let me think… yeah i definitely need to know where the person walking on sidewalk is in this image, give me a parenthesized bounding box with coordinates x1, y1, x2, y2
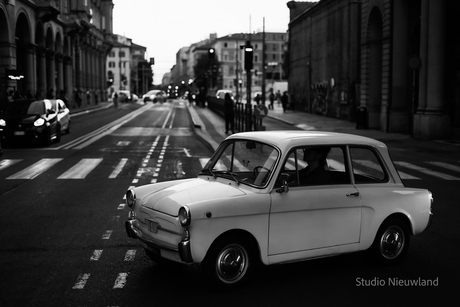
(269, 90, 275, 110)
(224, 92, 235, 134)
(281, 91, 289, 113)
(113, 92, 118, 108)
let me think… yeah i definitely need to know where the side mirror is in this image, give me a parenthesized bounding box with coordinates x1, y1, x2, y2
(276, 180, 290, 194)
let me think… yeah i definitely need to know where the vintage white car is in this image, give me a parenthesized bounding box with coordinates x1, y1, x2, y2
(125, 131, 433, 290)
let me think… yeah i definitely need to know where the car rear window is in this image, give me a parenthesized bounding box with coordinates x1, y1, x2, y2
(349, 147, 387, 183)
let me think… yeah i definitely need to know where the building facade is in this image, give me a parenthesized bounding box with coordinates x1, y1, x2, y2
(0, 0, 115, 110)
(287, 0, 459, 140)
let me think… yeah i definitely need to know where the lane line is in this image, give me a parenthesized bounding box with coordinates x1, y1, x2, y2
(72, 273, 90, 289)
(124, 250, 137, 261)
(109, 158, 128, 179)
(113, 273, 129, 289)
(90, 250, 103, 261)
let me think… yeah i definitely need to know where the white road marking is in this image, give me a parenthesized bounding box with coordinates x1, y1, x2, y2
(90, 250, 103, 261)
(124, 250, 137, 261)
(394, 161, 460, 180)
(113, 273, 129, 289)
(72, 273, 90, 289)
(7, 158, 63, 179)
(109, 158, 128, 179)
(426, 161, 460, 174)
(102, 230, 113, 239)
(0, 159, 22, 171)
(58, 158, 103, 179)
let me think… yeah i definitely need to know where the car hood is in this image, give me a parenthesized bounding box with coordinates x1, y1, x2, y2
(4, 114, 43, 125)
(139, 178, 246, 216)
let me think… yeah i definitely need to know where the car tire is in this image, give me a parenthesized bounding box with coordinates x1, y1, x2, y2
(371, 217, 410, 265)
(202, 236, 253, 291)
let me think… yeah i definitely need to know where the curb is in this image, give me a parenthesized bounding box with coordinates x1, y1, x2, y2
(185, 103, 219, 153)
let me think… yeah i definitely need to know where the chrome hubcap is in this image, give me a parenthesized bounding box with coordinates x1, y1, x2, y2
(216, 244, 248, 283)
(380, 226, 404, 259)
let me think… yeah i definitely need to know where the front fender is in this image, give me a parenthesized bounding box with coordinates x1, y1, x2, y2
(188, 193, 271, 263)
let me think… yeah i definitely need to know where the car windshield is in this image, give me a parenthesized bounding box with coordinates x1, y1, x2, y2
(200, 139, 279, 188)
(6, 100, 45, 115)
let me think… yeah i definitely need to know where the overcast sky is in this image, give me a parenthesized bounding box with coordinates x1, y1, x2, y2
(113, 0, 290, 85)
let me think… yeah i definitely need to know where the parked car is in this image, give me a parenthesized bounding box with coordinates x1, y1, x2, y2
(215, 89, 233, 100)
(143, 90, 166, 103)
(112, 90, 132, 103)
(125, 131, 433, 290)
(0, 99, 65, 146)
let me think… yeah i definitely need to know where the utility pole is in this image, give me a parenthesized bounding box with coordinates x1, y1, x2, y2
(262, 17, 266, 106)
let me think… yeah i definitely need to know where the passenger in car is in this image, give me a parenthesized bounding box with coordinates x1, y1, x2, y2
(299, 147, 331, 185)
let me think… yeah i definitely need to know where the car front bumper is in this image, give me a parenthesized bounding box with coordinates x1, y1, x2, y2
(125, 218, 193, 263)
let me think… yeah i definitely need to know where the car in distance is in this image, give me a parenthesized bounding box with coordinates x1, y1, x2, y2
(142, 90, 166, 103)
(50, 99, 71, 134)
(125, 131, 433, 290)
(0, 99, 64, 146)
(215, 89, 233, 100)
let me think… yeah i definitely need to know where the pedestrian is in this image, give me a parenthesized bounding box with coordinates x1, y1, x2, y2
(75, 90, 82, 108)
(254, 94, 261, 105)
(224, 92, 235, 134)
(276, 90, 281, 106)
(281, 91, 289, 113)
(113, 92, 118, 108)
(269, 90, 275, 110)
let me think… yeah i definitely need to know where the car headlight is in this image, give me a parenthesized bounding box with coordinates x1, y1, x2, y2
(178, 206, 191, 227)
(0, 119, 5, 127)
(126, 188, 136, 209)
(34, 118, 45, 127)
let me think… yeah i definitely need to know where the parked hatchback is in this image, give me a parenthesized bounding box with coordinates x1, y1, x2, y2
(0, 99, 66, 146)
(125, 131, 433, 290)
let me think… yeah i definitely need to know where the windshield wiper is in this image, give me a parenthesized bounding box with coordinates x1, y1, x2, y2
(199, 168, 216, 178)
(213, 170, 240, 185)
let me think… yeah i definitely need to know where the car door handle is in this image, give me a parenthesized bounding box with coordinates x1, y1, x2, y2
(346, 191, 360, 197)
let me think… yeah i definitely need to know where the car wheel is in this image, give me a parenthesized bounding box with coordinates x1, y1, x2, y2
(203, 236, 253, 290)
(371, 218, 410, 265)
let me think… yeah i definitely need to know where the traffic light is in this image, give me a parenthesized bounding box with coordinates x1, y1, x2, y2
(244, 41, 253, 70)
(208, 48, 215, 59)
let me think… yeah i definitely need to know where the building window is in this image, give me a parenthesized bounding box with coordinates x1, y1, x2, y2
(109, 62, 115, 68)
(224, 42, 228, 47)
(119, 51, 125, 58)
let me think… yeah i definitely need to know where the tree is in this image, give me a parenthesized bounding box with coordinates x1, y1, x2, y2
(193, 54, 220, 91)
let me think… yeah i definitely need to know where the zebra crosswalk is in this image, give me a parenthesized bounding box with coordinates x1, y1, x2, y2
(1, 157, 460, 181)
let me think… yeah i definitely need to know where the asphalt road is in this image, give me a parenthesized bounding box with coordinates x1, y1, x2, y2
(0, 99, 458, 306)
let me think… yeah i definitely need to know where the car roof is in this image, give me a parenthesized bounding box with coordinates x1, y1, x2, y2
(226, 130, 387, 149)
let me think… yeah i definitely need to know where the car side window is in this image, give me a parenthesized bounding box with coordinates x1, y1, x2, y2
(276, 146, 350, 187)
(350, 147, 387, 183)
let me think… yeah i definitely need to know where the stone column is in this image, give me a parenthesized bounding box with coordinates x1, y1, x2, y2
(24, 44, 36, 96)
(36, 47, 47, 98)
(46, 50, 56, 98)
(56, 53, 64, 94)
(389, 0, 409, 133)
(414, 0, 450, 139)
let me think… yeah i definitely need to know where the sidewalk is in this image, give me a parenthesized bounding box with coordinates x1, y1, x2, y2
(187, 99, 460, 154)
